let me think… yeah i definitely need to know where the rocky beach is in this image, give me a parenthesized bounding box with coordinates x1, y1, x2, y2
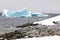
(0, 23, 60, 40)
(0, 13, 59, 40)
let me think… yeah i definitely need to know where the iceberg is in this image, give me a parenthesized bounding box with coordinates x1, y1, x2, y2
(32, 12, 49, 17)
(2, 9, 49, 18)
(2, 9, 32, 17)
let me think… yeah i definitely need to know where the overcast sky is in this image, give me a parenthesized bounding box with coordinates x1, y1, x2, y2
(0, 0, 60, 13)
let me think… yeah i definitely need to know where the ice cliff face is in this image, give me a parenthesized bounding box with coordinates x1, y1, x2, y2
(2, 9, 49, 18)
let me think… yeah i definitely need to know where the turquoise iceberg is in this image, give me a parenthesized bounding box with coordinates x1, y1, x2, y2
(2, 9, 49, 18)
(32, 12, 49, 17)
(3, 9, 32, 17)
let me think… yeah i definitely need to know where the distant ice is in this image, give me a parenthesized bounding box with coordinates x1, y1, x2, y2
(2, 9, 32, 17)
(2, 8, 49, 18)
(32, 12, 49, 17)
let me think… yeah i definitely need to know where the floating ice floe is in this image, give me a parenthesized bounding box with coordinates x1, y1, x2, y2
(16, 35, 60, 40)
(2, 8, 49, 18)
(33, 15, 60, 25)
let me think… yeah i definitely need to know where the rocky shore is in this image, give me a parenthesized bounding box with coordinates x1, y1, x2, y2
(0, 14, 59, 40)
(0, 23, 60, 40)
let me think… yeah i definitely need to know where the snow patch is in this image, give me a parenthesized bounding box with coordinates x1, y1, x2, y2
(33, 15, 60, 25)
(16, 35, 60, 40)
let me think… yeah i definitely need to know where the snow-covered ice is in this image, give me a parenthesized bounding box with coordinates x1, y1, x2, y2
(33, 15, 60, 25)
(16, 35, 60, 40)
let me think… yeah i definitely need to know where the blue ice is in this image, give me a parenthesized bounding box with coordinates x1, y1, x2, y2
(3, 9, 32, 17)
(2, 9, 49, 18)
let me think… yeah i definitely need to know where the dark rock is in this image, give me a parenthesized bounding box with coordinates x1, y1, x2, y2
(16, 22, 39, 28)
(1, 24, 60, 39)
